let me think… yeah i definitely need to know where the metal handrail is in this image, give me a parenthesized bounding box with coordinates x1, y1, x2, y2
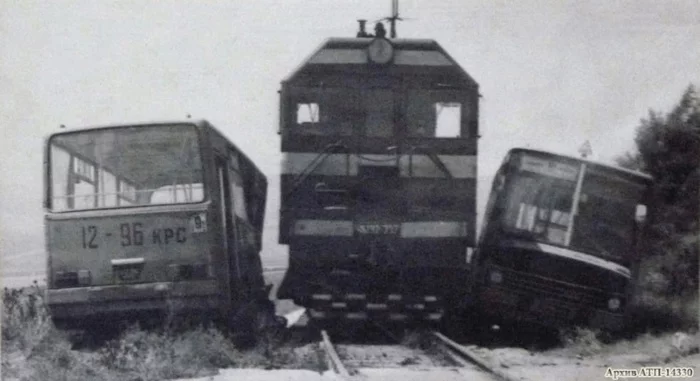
(284, 141, 348, 198)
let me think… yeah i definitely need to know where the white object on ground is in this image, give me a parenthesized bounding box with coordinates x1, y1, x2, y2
(284, 308, 307, 328)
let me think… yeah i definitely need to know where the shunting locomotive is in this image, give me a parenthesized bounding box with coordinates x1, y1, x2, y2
(44, 120, 274, 332)
(473, 148, 652, 331)
(276, 17, 480, 324)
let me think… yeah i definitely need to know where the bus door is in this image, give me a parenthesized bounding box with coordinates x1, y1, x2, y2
(218, 157, 244, 306)
(228, 152, 264, 300)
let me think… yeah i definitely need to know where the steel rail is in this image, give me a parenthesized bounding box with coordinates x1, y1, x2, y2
(432, 331, 519, 381)
(320, 330, 351, 379)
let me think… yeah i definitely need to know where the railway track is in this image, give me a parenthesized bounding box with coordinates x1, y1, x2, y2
(319, 327, 519, 381)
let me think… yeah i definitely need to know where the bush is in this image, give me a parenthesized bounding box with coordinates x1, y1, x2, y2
(630, 240, 699, 334)
(627, 290, 698, 334)
(1, 284, 324, 380)
(96, 325, 239, 380)
(617, 84, 699, 334)
(2, 283, 53, 355)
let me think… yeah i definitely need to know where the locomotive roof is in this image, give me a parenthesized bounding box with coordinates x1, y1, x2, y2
(508, 147, 653, 182)
(283, 37, 478, 88)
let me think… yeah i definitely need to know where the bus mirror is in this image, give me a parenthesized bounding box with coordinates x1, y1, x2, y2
(635, 204, 647, 224)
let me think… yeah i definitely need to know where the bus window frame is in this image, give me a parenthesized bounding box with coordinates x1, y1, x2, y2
(45, 123, 210, 213)
(499, 170, 577, 246)
(487, 151, 650, 262)
(228, 151, 249, 223)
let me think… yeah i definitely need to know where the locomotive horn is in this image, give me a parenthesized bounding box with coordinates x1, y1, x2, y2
(357, 19, 370, 37)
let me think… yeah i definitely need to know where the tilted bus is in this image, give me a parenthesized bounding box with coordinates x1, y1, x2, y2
(473, 148, 652, 331)
(44, 120, 274, 332)
(276, 22, 480, 324)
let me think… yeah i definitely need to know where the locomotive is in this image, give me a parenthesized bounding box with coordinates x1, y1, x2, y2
(276, 20, 480, 324)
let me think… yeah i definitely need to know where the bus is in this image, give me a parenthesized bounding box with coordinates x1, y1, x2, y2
(472, 148, 652, 331)
(276, 21, 480, 324)
(44, 120, 274, 333)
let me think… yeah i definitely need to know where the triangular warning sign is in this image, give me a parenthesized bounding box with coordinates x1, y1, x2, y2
(579, 140, 592, 158)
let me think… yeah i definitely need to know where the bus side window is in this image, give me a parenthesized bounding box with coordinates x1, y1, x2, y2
(229, 170, 248, 222)
(99, 170, 118, 207)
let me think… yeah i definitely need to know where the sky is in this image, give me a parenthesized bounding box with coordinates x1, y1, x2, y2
(1, 0, 699, 284)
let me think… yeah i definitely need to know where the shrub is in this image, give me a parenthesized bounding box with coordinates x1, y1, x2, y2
(2, 284, 325, 380)
(2, 283, 53, 355)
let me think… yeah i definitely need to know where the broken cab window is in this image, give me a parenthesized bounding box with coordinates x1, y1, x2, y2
(407, 89, 464, 138)
(296, 103, 319, 124)
(435, 102, 462, 138)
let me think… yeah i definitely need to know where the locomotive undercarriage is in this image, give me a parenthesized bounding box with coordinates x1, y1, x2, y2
(278, 238, 469, 324)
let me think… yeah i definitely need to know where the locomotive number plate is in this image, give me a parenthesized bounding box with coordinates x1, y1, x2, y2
(355, 223, 400, 235)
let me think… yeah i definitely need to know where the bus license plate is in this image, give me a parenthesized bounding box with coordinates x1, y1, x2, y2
(114, 265, 143, 282)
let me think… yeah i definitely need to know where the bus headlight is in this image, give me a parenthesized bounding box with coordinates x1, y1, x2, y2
(607, 297, 621, 311)
(54, 270, 91, 288)
(168, 263, 213, 281)
(489, 270, 503, 284)
(77, 269, 91, 286)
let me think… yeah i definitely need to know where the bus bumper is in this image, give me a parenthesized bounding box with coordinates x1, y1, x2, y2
(588, 310, 625, 331)
(46, 280, 220, 320)
(477, 287, 626, 331)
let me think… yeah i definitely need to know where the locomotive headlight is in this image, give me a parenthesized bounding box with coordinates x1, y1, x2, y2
(489, 270, 503, 284)
(367, 38, 394, 64)
(607, 297, 621, 311)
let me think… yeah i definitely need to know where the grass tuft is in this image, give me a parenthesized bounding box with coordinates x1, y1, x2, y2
(558, 327, 603, 356)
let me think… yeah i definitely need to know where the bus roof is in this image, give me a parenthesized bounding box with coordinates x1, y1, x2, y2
(283, 37, 478, 88)
(48, 119, 210, 137)
(508, 147, 653, 182)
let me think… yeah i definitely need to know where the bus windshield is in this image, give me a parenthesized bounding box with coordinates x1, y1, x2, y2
(500, 154, 647, 260)
(569, 167, 646, 259)
(49, 124, 204, 211)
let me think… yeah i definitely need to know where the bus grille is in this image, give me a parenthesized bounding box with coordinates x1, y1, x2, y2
(493, 266, 612, 311)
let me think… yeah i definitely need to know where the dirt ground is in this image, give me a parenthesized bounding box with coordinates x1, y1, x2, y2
(264, 269, 698, 381)
(493, 352, 700, 381)
(467, 331, 699, 381)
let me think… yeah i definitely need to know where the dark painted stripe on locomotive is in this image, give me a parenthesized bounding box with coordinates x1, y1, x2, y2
(281, 135, 478, 155)
(280, 174, 477, 211)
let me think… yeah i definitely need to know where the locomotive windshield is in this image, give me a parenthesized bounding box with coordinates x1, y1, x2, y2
(48, 124, 204, 211)
(500, 153, 647, 260)
(292, 87, 465, 138)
